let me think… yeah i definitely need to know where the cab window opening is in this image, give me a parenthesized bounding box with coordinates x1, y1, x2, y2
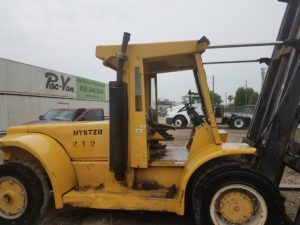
(135, 67, 142, 111)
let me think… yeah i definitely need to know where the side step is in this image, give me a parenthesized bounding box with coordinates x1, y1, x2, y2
(62, 188, 178, 213)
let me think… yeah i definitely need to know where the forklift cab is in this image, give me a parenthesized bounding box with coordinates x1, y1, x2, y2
(144, 61, 222, 156)
(97, 37, 226, 169)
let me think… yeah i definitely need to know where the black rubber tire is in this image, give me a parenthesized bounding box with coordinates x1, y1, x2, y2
(230, 116, 245, 129)
(173, 116, 188, 128)
(192, 160, 288, 225)
(0, 162, 45, 225)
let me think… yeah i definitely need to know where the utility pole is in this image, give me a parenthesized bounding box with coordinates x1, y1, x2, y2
(245, 80, 248, 105)
(261, 67, 266, 89)
(212, 76, 215, 106)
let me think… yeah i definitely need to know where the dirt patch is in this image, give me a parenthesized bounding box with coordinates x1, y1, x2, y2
(41, 208, 193, 225)
(282, 168, 300, 220)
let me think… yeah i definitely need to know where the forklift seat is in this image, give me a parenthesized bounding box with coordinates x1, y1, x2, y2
(147, 108, 175, 141)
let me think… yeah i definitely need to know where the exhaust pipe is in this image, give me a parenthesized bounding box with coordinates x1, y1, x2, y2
(109, 32, 130, 181)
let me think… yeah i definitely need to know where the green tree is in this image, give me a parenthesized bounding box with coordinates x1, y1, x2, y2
(234, 87, 259, 106)
(248, 92, 259, 105)
(157, 98, 170, 104)
(210, 91, 222, 106)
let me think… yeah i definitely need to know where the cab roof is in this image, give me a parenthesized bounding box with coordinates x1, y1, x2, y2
(96, 37, 209, 74)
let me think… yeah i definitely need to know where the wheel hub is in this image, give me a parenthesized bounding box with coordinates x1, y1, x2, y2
(174, 120, 182, 127)
(218, 190, 255, 224)
(3, 193, 12, 203)
(234, 119, 244, 128)
(0, 176, 27, 219)
(210, 184, 268, 225)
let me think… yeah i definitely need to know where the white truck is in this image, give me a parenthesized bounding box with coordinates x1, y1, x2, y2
(165, 103, 202, 128)
(166, 104, 251, 129)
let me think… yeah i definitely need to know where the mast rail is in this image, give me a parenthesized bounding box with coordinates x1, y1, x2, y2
(208, 41, 286, 49)
(203, 57, 271, 65)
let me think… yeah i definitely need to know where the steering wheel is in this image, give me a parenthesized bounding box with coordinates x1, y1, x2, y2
(185, 102, 205, 127)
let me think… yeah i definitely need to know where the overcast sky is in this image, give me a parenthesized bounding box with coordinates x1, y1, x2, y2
(0, 0, 287, 103)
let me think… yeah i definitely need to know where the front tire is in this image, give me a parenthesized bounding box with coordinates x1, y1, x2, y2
(192, 160, 287, 225)
(0, 162, 48, 225)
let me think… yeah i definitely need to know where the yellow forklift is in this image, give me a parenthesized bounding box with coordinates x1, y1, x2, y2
(0, 0, 299, 224)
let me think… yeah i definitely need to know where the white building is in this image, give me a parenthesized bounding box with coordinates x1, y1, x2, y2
(0, 58, 109, 132)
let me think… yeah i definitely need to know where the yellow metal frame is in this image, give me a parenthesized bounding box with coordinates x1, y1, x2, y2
(195, 53, 222, 144)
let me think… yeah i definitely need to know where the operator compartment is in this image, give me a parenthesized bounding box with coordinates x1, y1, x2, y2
(140, 44, 223, 168)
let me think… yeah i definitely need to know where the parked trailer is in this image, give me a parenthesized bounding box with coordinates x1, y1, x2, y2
(0, 58, 109, 132)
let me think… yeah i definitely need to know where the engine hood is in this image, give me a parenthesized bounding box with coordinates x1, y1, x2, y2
(4, 121, 110, 160)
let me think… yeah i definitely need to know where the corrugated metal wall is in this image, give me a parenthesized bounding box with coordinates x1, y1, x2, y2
(0, 59, 77, 98)
(0, 58, 108, 100)
(0, 58, 109, 132)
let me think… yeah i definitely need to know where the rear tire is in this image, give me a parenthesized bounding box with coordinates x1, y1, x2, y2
(0, 162, 48, 225)
(192, 160, 288, 225)
(173, 116, 188, 128)
(230, 117, 245, 129)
